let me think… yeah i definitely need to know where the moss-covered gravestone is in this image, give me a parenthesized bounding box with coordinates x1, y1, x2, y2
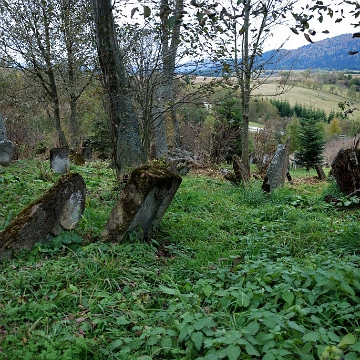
(102, 164, 182, 242)
(0, 173, 86, 260)
(331, 148, 360, 194)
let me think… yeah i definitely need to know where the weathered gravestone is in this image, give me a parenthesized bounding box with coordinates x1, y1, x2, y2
(102, 164, 182, 243)
(330, 147, 360, 194)
(0, 115, 15, 166)
(0, 173, 86, 260)
(262, 139, 291, 192)
(0, 140, 16, 166)
(50, 147, 70, 174)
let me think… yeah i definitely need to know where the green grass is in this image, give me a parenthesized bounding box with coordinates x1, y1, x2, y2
(1, 160, 360, 359)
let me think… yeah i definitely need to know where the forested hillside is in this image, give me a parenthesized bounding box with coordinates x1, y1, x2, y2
(276, 34, 360, 70)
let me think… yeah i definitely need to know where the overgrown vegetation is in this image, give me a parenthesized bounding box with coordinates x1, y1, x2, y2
(1, 160, 360, 359)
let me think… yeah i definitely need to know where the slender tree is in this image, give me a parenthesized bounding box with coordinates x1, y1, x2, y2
(91, 0, 145, 175)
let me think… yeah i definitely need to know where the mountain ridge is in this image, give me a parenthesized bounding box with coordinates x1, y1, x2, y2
(275, 33, 360, 70)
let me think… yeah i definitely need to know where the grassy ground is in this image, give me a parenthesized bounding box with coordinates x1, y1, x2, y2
(1, 160, 360, 359)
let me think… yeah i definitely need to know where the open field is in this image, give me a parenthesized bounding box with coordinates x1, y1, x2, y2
(252, 83, 358, 114)
(192, 75, 360, 115)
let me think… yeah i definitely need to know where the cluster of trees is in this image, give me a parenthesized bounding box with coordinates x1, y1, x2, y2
(0, 0, 359, 178)
(269, 99, 343, 123)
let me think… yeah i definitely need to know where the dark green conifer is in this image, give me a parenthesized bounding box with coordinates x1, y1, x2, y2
(295, 118, 326, 170)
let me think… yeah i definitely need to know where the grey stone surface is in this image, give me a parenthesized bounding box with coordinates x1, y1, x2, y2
(262, 139, 291, 192)
(0, 140, 15, 166)
(50, 147, 70, 174)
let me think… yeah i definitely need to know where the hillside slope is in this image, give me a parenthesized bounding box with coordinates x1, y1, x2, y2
(276, 33, 360, 70)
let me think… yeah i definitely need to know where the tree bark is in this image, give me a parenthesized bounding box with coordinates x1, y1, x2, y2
(92, 0, 145, 175)
(158, 0, 184, 154)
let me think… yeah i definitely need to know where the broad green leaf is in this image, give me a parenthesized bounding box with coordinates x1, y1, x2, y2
(179, 323, 193, 341)
(327, 332, 341, 342)
(262, 354, 276, 360)
(161, 336, 173, 349)
(194, 317, 215, 331)
(340, 283, 355, 296)
(152, 327, 166, 335)
(146, 336, 158, 346)
(202, 284, 213, 297)
(282, 291, 294, 306)
(109, 339, 123, 351)
(302, 331, 321, 342)
(116, 316, 130, 325)
(243, 321, 259, 336)
(226, 345, 241, 360)
(159, 285, 177, 295)
(136, 356, 152, 360)
(80, 322, 92, 331)
(245, 343, 260, 356)
(182, 313, 194, 323)
(339, 333, 356, 348)
(287, 320, 305, 333)
(263, 316, 277, 329)
(235, 291, 251, 307)
(191, 331, 203, 351)
(350, 342, 360, 352)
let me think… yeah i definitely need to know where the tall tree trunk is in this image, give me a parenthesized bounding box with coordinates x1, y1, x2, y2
(158, 0, 183, 153)
(50, 74, 68, 147)
(92, 0, 145, 174)
(239, 0, 251, 181)
(69, 95, 78, 149)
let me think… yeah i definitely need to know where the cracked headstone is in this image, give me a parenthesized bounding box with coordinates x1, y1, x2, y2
(50, 147, 70, 174)
(102, 164, 182, 243)
(0, 173, 86, 260)
(262, 139, 291, 192)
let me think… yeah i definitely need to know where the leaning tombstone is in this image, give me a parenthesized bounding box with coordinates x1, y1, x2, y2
(50, 147, 70, 174)
(262, 139, 291, 192)
(0, 173, 86, 260)
(330, 147, 360, 195)
(102, 164, 182, 243)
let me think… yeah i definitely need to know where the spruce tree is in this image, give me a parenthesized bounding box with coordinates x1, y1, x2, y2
(295, 118, 326, 171)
